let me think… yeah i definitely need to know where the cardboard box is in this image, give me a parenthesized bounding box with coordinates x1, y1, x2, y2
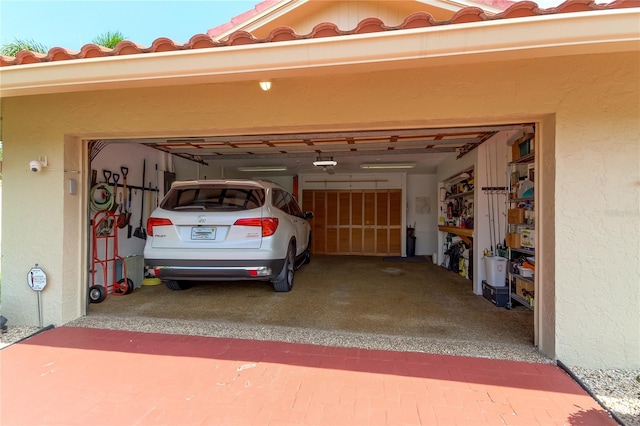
(521, 229, 535, 249)
(512, 143, 521, 161)
(508, 208, 526, 224)
(515, 278, 535, 299)
(506, 233, 521, 248)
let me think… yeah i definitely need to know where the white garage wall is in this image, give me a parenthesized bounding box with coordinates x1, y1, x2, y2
(172, 157, 295, 192)
(91, 143, 167, 258)
(172, 156, 201, 181)
(406, 174, 438, 256)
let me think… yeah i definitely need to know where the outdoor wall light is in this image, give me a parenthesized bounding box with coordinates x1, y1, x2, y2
(259, 81, 272, 91)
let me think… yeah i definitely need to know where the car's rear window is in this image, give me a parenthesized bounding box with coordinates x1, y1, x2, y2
(161, 185, 265, 211)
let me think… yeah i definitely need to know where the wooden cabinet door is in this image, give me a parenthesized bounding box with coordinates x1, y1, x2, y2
(302, 189, 401, 256)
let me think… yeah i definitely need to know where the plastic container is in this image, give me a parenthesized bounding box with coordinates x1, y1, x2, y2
(482, 281, 509, 307)
(518, 265, 534, 278)
(484, 256, 507, 287)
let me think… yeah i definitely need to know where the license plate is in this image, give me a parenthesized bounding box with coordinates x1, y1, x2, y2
(191, 226, 216, 240)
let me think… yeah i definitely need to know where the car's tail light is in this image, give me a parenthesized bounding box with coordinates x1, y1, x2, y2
(147, 218, 173, 236)
(234, 218, 279, 237)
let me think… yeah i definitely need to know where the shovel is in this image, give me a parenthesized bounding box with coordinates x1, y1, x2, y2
(127, 187, 133, 238)
(118, 166, 131, 229)
(133, 159, 147, 240)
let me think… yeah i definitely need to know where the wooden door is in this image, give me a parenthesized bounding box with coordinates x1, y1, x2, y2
(302, 189, 402, 256)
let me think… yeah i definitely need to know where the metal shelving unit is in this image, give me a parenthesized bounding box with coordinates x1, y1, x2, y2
(438, 167, 475, 278)
(507, 143, 535, 310)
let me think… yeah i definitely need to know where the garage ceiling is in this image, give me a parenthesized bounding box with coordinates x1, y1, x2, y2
(102, 124, 530, 175)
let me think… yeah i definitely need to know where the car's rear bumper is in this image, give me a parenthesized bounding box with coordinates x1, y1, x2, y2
(145, 258, 286, 281)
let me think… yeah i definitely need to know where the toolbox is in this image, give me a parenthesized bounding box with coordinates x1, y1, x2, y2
(482, 280, 509, 307)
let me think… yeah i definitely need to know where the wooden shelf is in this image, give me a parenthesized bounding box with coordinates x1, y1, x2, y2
(509, 272, 534, 283)
(443, 167, 474, 183)
(445, 190, 474, 200)
(438, 226, 474, 244)
(509, 247, 535, 255)
(510, 292, 534, 310)
(509, 152, 535, 165)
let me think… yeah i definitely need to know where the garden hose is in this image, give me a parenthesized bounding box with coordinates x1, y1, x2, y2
(90, 182, 115, 212)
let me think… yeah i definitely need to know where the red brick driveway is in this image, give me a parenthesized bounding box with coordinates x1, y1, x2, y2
(0, 327, 615, 425)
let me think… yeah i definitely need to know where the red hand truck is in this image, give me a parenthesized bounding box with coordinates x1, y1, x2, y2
(89, 210, 133, 303)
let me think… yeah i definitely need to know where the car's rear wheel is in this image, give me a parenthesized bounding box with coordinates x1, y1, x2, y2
(163, 280, 192, 291)
(272, 242, 295, 292)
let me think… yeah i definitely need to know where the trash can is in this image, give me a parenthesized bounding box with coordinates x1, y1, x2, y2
(484, 256, 507, 287)
(406, 226, 416, 257)
(406, 236, 416, 257)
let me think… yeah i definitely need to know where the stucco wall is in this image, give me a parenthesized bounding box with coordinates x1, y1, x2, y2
(1, 51, 638, 368)
(553, 60, 640, 368)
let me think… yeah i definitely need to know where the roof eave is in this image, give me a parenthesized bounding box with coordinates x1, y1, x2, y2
(210, 0, 302, 41)
(417, 0, 506, 14)
(1, 9, 638, 98)
(209, 0, 507, 41)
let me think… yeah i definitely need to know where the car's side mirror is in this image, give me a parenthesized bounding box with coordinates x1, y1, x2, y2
(304, 211, 314, 220)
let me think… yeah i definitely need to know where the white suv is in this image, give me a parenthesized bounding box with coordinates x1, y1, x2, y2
(144, 180, 313, 292)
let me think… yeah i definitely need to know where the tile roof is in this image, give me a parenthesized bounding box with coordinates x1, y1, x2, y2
(206, 0, 283, 38)
(1, 0, 637, 67)
(204, 0, 518, 38)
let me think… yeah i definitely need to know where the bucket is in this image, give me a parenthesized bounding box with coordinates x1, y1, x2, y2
(484, 256, 507, 287)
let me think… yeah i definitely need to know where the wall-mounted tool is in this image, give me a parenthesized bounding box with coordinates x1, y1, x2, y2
(118, 166, 131, 230)
(133, 159, 147, 240)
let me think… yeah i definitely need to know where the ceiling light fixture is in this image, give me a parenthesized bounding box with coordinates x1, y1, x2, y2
(259, 81, 272, 91)
(237, 165, 287, 172)
(313, 159, 337, 167)
(313, 155, 337, 167)
(360, 162, 416, 169)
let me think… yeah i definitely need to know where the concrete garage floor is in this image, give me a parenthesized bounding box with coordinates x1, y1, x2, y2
(76, 255, 544, 363)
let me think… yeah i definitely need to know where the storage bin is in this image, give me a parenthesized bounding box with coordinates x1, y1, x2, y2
(518, 265, 534, 278)
(482, 280, 509, 307)
(125, 255, 145, 289)
(484, 256, 507, 287)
